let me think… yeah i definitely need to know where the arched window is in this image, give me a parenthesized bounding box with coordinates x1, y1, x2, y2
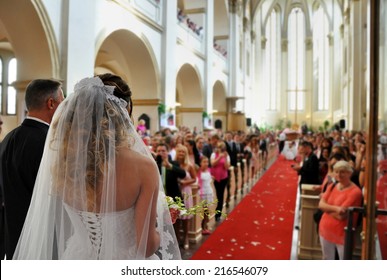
(313, 5, 330, 111)
(7, 58, 17, 115)
(0, 55, 17, 115)
(288, 7, 305, 112)
(265, 8, 280, 110)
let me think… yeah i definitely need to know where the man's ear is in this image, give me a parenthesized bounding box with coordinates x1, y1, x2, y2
(47, 98, 55, 109)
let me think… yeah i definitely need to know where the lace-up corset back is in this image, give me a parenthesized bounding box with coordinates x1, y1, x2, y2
(63, 205, 136, 259)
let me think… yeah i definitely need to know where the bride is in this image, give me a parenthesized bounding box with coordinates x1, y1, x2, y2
(13, 74, 181, 260)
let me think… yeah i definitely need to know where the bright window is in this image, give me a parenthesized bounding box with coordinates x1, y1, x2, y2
(313, 6, 330, 111)
(0, 55, 17, 115)
(288, 7, 305, 111)
(7, 58, 17, 115)
(265, 9, 280, 110)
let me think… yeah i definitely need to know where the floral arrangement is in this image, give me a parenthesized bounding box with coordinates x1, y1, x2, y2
(166, 196, 224, 224)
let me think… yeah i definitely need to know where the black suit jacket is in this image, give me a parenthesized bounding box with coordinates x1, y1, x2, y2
(298, 153, 321, 185)
(202, 144, 213, 161)
(0, 119, 49, 258)
(157, 157, 186, 199)
(225, 140, 238, 167)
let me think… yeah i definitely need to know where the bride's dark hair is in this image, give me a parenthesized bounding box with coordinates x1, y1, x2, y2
(97, 73, 133, 117)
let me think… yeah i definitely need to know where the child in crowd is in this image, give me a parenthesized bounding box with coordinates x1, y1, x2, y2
(136, 119, 147, 135)
(197, 156, 214, 235)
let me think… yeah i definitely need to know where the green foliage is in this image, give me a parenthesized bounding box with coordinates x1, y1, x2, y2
(275, 119, 285, 130)
(158, 103, 166, 115)
(166, 196, 225, 219)
(323, 120, 330, 131)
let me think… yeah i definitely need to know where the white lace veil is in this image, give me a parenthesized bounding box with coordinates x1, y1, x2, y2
(13, 77, 181, 260)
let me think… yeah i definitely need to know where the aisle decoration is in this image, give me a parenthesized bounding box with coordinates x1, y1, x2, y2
(166, 196, 223, 224)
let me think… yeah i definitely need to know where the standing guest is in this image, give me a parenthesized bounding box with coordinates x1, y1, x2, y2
(318, 161, 363, 260)
(184, 139, 201, 169)
(211, 142, 230, 222)
(278, 131, 286, 154)
(155, 143, 186, 200)
(319, 147, 331, 183)
(259, 133, 269, 170)
(136, 119, 147, 136)
(234, 133, 246, 188)
(224, 131, 237, 206)
(175, 144, 197, 250)
(203, 134, 220, 166)
(292, 141, 321, 192)
(0, 79, 64, 259)
(195, 135, 205, 156)
(197, 156, 214, 235)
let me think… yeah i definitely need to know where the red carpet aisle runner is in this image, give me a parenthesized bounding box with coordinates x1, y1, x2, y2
(191, 157, 298, 260)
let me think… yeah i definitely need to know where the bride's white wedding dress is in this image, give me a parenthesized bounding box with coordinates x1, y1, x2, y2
(62, 205, 159, 260)
(13, 77, 180, 260)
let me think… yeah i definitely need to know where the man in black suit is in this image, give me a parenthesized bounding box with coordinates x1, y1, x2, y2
(291, 141, 320, 191)
(234, 132, 245, 191)
(0, 79, 63, 259)
(225, 131, 237, 205)
(202, 134, 220, 166)
(155, 143, 186, 200)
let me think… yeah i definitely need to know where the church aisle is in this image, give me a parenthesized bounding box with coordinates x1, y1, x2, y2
(189, 157, 298, 260)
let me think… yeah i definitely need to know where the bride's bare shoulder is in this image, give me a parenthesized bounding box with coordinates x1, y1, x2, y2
(117, 148, 157, 170)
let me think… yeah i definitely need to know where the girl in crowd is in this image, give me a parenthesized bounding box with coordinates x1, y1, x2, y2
(197, 156, 214, 235)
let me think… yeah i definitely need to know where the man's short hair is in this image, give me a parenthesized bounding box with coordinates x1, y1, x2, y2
(301, 141, 313, 149)
(25, 79, 62, 111)
(157, 142, 170, 151)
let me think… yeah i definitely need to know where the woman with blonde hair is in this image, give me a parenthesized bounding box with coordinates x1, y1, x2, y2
(174, 143, 197, 249)
(318, 160, 362, 260)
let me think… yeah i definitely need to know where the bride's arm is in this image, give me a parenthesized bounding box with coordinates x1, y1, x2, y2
(135, 158, 160, 258)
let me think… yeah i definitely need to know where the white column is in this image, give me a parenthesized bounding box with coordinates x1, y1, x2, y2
(204, 0, 214, 122)
(305, 37, 313, 127)
(281, 39, 289, 126)
(348, 0, 365, 130)
(60, 0, 96, 95)
(228, 0, 241, 100)
(161, 0, 177, 114)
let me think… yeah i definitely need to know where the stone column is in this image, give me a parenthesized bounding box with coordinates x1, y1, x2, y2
(60, 0, 96, 95)
(204, 0, 214, 127)
(305, 36, 313, 127)
(161, 0, 178, 128)
(281, 39, 289, 125)
(228, 0, 241, 100)
(348, 0, 366, 130)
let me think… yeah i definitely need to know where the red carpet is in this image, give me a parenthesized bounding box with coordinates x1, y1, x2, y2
(191, 157, 298, 260)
